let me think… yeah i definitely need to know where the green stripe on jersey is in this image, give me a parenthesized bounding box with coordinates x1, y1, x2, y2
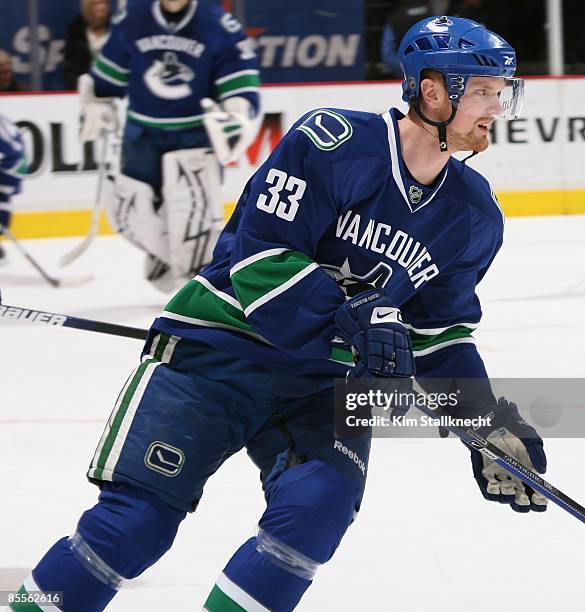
(9, 584, 45, 611)
(91, 334, 172, 480)
(410, 325, 474, 352)
(331, 345, 353, 363)
(94, 55, 129, 84)
(127, 111, 203, 130)
(204, 585, 247, 612)
(165, 278, 252, 334)
(215, 72, 260, 97)
(231, 250, 315, 312)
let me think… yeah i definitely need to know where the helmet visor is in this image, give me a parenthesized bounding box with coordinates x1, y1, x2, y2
(453, 76, 525, 120)
(497, 77, 524, 119)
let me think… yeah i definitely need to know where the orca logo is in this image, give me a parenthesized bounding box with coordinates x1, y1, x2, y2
(145, 441, 185, 477)
(144, 51, 194, 100)
(433, 16, 453, 27)
(296, 109, 353, 150)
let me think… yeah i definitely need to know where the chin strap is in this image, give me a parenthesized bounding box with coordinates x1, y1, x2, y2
(461, 150, 479, 164)
(411, 98, 458, 152)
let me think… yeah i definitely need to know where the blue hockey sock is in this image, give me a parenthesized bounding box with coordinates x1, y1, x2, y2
(23, 483, 186, 612)
(205, 460, 360, 612)
(30, 537, 117, 612)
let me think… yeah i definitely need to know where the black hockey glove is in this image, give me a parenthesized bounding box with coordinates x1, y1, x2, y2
(335, 290, 415, 380)
(469, 397, 548, 513)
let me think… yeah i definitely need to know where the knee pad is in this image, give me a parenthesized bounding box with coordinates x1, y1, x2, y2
(258, 460, 360, 575)
(74, 482, 186, 587)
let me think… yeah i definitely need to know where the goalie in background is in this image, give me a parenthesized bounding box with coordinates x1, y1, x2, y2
(79, 0, 261, 291)
(0, 114, 27, 265)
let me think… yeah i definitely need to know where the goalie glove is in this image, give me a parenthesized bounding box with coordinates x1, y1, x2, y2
(78, 74, 118, 143)
(470, 397, 548, 513)
(201, 96, 259, 166)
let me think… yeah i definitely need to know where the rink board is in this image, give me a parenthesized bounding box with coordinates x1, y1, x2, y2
(2, 77, 585, 238)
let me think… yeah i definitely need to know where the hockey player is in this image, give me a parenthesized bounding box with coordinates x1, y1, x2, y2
(79, 0, 261, 291)
(0, 114, 26, 264)
(14, 16, 547, 612)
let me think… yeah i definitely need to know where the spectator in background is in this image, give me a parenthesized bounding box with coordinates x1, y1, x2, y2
(63, 0, 112, 90)
(0, 50, 21, 92)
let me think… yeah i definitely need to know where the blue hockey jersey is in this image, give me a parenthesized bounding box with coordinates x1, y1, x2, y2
(0, 115, 26, 219)
(91, 1, 260, 130)
(153, 108, 504, 380)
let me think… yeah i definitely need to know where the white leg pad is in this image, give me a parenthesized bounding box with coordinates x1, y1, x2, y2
(102, 173, 170, 263)
(162, 148, 222, 281)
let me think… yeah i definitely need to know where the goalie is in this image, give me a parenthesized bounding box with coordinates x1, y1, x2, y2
(79, 0, 261, 291)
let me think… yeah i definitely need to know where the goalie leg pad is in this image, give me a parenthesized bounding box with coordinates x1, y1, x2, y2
(102, 173, 170, 264)
(208, 461, 359, 611)
(31, 482, 185, 611)
(162, 148, 222, 280)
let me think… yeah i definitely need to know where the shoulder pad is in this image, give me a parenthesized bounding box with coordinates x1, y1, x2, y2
(295, 109, 353, 152)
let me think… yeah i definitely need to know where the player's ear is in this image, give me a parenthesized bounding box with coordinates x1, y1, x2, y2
(419, 75, 445, 111)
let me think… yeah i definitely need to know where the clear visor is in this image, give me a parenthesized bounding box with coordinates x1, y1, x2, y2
(456, 76, 525, 120)
(497, 77, 524, 119)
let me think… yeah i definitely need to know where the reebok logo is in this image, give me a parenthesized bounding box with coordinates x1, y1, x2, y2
(370, 307, 402, 325)
(334, 441, 366, 474)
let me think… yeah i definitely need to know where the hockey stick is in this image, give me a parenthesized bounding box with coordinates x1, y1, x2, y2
(0, 226, 93, 288)
(60, 133, 109, 267)
(3, 292, 583, 524)
(410, 396, 585, 524)
(0, 293, 148, 340)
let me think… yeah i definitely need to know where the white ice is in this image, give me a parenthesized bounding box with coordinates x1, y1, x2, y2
(1, 216, 584, 611)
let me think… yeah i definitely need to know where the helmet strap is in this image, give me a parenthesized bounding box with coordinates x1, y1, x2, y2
(411, 99, 457, 152)
(461, 150, 479, 164)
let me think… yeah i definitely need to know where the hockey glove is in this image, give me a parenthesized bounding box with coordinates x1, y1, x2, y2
(78, 74, 118, 143)
(201, 96, 259, 165)
(470, 397, 548, 513)
(335, 290, 415, 380)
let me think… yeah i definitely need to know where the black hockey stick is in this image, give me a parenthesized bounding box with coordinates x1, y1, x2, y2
(1, 226, 93, 288)
(0, 293, 148, 340)
(411, 398, 585, 524)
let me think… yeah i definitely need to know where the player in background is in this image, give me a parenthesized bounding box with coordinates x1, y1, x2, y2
(0, 115, 27, 264)
(12, 16, 548, 612)
(79, 0, 261, 291)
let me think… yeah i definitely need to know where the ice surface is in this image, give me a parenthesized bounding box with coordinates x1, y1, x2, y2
(1, 216, 584, 610)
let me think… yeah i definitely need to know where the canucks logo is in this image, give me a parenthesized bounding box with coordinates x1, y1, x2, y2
(144, 51, 194, 100)
(322, 258, 393, 297)
(297, 109, 353, 151)
(144, 441, 185, 477)
(434, 16, 453, 27)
